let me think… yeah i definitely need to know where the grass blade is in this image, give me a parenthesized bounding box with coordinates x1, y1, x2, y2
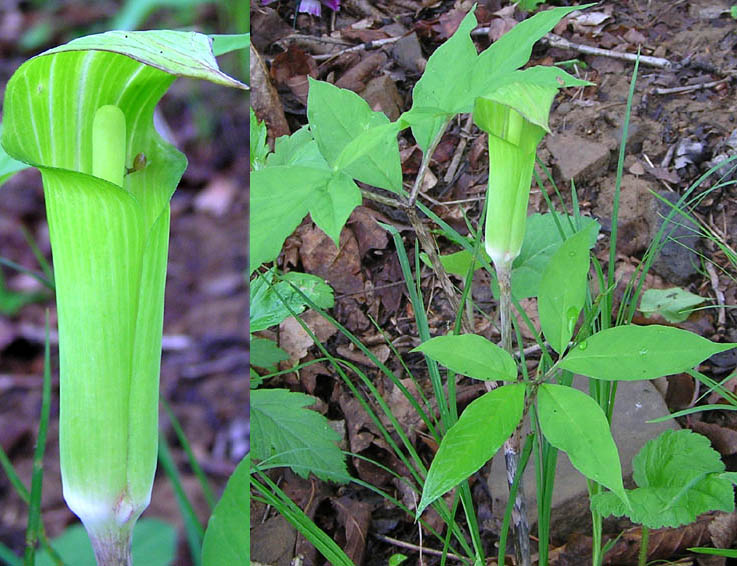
(23, 313, 52, 566)
(161, 398, 217, 510)
(158, 431, 204, 565)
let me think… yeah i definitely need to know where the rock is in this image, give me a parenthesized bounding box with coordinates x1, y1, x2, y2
(488, 377, 678, 540)
(546, 133, 611, 184)
(648, 190, 701, 285)
(594, 174, 657, 256)
(360, 74, 403, 121)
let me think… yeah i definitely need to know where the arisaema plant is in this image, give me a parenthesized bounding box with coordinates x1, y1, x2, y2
(1, 31, 245, 565)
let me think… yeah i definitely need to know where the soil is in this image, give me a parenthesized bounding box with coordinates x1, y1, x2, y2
(251, 0, 737, 565)
(0, 4, 248, 564)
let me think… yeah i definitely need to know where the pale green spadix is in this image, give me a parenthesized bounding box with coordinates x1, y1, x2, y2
(1, 31, 245, 565)
(474, 97, 545, 272)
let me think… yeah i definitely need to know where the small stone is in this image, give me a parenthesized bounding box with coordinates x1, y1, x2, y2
(391, 31, 425, 75)
(546, 133, 611, 184)
(593, 174, 656, 255)
(648, 190, 701, 284)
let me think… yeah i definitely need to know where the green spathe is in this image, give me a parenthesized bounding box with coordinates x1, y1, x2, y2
(1, 30, 244, 564)
(474, 98, 545, 271)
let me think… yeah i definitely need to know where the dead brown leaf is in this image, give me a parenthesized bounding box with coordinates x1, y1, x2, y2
(299, 225, 364, 295)
(333, 496, 372, 566)
(348, 206, 390, 257)
(279, 316, 314, 365)
(691, 421, 737, 456)
(709, 511, 737, 549)
(250, 44, 290, 140)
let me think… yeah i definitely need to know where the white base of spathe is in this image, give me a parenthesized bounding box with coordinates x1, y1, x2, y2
(64, 488, 150, 566)
(485, 243, 518, 273)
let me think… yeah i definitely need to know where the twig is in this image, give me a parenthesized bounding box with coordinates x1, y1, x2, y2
(312, 36, 404, 61)
(372, 533, 469, 562)
(705, 262, 727, 329)
(541, 33, 672, 68)
(444, 115, 475, 184)
(360, 187, 404, 209)
(408, 123, 447, 208)
(654, 77, 732, 95)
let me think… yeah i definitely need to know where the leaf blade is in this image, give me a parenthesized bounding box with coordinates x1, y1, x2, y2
(412, 334, 517, 381)
(559, 325, 737, 380)
(538, 384, 627, 503)
(418, 383, 525, 515)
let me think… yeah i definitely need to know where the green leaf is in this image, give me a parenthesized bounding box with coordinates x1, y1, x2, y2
(307, 78, 402, 192)
(639, 287, 706, 323)
(251, 389, 350, 483)
(427, 250, 476, 275)
(476, 67, 590, 132)
(42, 30, 246, 89)
(250, 337, 289, 372)
(210, 33, 251, 57)
(250, 108, 269, 170)
(591, 430, 737, 528)
(36, 519, 176, 566)
(538, 223, 595, 354)
(538, 384, 628, 503)
(309, 172, 362, 245)
(250, 270, 334, 333)
(409, 8, 478, 151)
(417, 383, 525, 515)
(412, 334, 517, 381)
(250, 165, 331, 270)
(267, 126, 326, 168)
(202, 455, 249, 566)
(429, 248, 490, 276)
(512, 213, 599, 299)
(633, 428, 723, 488)
(471, 5, 592, 95)
(251, 124, 363, 268)
(559, 325, 737, 380)
(334, 121, 403, 174)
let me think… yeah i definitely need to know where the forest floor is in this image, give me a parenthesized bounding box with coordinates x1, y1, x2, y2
(251, 0, 737, 565)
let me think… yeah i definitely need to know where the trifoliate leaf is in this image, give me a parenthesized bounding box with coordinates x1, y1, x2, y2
(251, 389, 350, 483)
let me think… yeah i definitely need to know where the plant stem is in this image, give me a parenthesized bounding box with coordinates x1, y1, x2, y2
(89, 526, 133, 566)
(492, 264, 531, 566)
(638, 526, 649, 566)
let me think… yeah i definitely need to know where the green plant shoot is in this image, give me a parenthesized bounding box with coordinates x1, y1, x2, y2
(1, 31, 245, 566)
